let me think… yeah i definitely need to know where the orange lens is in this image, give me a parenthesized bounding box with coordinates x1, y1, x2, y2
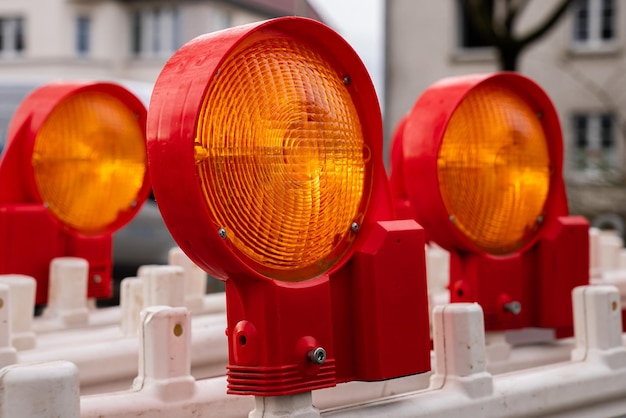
(437, 81, 550, 254)
(32, 91, 147, 234)
(196, 34, 369, 281)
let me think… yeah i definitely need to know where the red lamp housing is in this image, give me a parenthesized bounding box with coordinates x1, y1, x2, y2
(147, 17, 430, 396)
(0, 82, 151, 304)
(390, 72, 589, 332)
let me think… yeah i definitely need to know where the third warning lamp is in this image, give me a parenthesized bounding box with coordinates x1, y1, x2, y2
(390, 73, 589, 332)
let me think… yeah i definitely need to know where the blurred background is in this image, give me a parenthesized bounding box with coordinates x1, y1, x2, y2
(0, 0, 624, 280)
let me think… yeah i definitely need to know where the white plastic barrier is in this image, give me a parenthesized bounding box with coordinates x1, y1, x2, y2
(0, 361, 80, 418)
(80, 305, 431, 417)
(324, 286, 626, 418)
(590, 230, 626, 309)
(0, 275, 36, 350)
(21, 312, 228, 395)
(589, 227, 602, 279)
(30, 265, 224, 351)
(0, 284, 621, 417)
(0, 284, 17, 368)
(77, 285, 626, 417)
(0, 259, 224, 350)
(0, 249, 591, 398)
(31, 252, 225, 335)
(587, 227, 625, 278)
(598, 232, 623, 273)
(0, 265, 229, 395)
(42, 257, 90, 327)
(169, 247, 209, 313)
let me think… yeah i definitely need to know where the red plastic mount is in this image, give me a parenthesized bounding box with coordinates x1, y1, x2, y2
(225, 220, 431, 396)
(449, 216, 589, 331)
(0, 204, 112, 303)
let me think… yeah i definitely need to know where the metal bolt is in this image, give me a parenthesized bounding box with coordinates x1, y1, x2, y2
(131, 201, 137, 208)
(308, 347, 326, 365)
(343, 76, 351, 85)
(93, 275, 102, 284)
(537, 215, 544, 224)
(43, 202, 49, 209)
(504, 301, 522, 315)
(218, 228, 227, 239)
(449, 215, 455, 223)
(537, 111, 543, 119)
(350, 222, 359, 233)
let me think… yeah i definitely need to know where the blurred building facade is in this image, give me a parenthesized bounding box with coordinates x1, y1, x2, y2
(385, 0, 626, 235)
(0, 0, 320, 145)
(0, 0, 320, 83)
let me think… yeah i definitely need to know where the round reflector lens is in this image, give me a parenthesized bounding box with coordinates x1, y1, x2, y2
(196, 35, 369, 281)
(32, 91, 147, 234)
(437, 82, 550, 254)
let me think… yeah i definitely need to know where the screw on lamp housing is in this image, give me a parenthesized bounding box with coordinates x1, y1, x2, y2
(504, 301, 522, 315)
(308, 347, 327, 365)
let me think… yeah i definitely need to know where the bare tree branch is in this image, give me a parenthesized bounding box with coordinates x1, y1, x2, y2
(518, 0, 575, 45)
(463, 0, 576, 71)
(504, 0, 529, 33)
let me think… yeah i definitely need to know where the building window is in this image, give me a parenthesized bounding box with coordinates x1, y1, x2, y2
(131, 11, 141, 56)
(458, 0, 494, 49)
(131, 7, 180, 58)
(572, 113, 617, 172)
(0, 17, 25, 57)
(573, 0, 616, 45)
(76, 16, 90, 56)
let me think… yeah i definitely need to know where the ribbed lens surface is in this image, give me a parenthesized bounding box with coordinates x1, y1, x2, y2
(32, 92, 146, 234)
(437, 83, 550, 254)
(196, 35, 368, 281)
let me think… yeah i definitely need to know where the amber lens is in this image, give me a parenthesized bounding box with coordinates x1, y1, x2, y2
(437, 82, 550, 254)
(32, 91, 146, 234)
(196, 34, 369, 281)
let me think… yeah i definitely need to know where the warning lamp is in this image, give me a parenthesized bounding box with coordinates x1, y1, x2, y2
(0, 82, 150, 304)
(390, 72, 589, 332)
(147, 17, 430, 396)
